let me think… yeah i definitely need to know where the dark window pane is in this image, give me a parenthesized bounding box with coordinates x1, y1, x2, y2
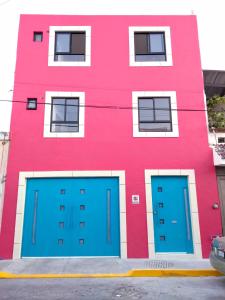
(154, 98, 170, 109)
(33, 32, 43, 42)
(154, 98, 171, 121)
(52, 99, 65, 121)
(135, 54, 166, 62)
(134, 33, 148, 54)
(56, 33, 70, 53)
(54, 54, 85, 62)
(139, 99, 154, 121)
(80, 222, 85, 228)
(155, 110, 171, 121)
(71, 32, 85, 54)
(149, 33, 165, 53)
(27, 98, 37, 110)
(58, 239, 63, 245)
(218, 137, 225, 143)
(51, 123, 79, 132)
(66, 99, 79, 122)
(59, 205, 65, 211)
(139, 122, 172, 132)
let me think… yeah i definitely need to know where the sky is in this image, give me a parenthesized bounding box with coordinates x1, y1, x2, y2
(0, 0, 225, 132)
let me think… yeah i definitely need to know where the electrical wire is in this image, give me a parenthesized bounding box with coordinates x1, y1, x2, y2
(0, 98, 221, 112)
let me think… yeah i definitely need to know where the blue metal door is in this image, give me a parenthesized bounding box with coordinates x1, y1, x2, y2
(151, 176, 193, 253)
(22, 177, 120, 257)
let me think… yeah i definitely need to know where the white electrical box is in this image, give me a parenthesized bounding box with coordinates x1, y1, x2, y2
(132, 195, 140, 204)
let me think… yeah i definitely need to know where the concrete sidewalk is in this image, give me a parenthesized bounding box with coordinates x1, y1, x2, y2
(0, 258, 223, 278)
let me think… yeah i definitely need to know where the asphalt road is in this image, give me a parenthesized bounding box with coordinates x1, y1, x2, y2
(0, 277, 225, 300)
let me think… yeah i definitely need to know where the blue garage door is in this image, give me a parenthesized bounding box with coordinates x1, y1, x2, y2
(151, 176, 193, 253)
(22, 177, 120, 257)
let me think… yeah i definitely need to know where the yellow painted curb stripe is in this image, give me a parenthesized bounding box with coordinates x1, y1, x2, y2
(0, 269, 223, 279)
(130, 269, 223, 277)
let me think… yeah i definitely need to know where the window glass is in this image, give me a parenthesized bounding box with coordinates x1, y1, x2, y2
(55, 54, 85, 62)
(71, 32, 85, 54)
(135, 54, 166, 62)
(134, 31, 166, 62)
(134, 33, 148, 54)
(66, 99, 79, 122)
(51, 123, 79, 132)
(139, 122, 171, 132)
(54, 32, 86, 62)
(27, 98, 37, 110)
(139, 98, 154, 121)
(51, 98, 79, 133)
(33, 32, 43, 42)
(56, 33, 70, 53)
(138, 97, 172, 132)
(52, 99, 65, 121)
(149, 33, 165, 53)
(155, 98, 171, 121)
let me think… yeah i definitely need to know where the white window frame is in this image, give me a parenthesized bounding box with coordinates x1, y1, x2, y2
(145, 169, 202, 259)
(48, 26, 91, 66)
(44, 91, 85, 138)
(132, 91, 179, 138)
(129, 26, 173, 67)
(13, 170, 127, 259)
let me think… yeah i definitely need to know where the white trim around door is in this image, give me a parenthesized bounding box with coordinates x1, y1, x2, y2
(145, 169, 202, 259)
(13, 170, 127, 259)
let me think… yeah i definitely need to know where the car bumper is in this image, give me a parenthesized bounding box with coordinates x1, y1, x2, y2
(210, 252, 225, 275)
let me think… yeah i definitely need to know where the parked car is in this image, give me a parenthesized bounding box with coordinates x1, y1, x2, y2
(210, 236, 225, 274)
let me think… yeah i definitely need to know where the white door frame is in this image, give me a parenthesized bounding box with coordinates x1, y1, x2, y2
(145, 169, 202, 259)
(13, 170, 127, 259)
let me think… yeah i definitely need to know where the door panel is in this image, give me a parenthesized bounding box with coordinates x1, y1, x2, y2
(22, 177, 120, 257)
(151, 176, 193, 253)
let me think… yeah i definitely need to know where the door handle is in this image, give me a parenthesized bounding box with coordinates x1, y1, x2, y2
(32, 190, 38, 244)
(183, 188, 191, 241)
(106, 189, 111, 243)
(153, 204, 159, 225)
(69, 206, 74, 229)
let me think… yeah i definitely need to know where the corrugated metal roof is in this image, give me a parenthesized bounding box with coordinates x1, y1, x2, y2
(203, 70, 225, 99)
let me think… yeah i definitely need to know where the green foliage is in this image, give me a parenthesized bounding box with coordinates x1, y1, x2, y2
(207, 95, 225, 129)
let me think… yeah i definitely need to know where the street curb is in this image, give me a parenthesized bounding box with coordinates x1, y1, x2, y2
(0, 269, 223, 279)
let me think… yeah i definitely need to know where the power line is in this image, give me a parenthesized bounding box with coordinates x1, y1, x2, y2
(0, 98, 217, 112)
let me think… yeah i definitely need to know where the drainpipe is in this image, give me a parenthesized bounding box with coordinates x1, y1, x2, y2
(0, 132, 9, 232)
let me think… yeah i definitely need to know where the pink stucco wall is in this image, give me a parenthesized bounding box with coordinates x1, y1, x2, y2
(0, 15, 222, 259)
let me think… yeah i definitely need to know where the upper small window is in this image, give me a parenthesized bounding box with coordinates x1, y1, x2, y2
(134, 32, 166, 62)
(48, 26, 91, 66)
(33, 32, 43, 42)
(27, 98, 37, 110)
(129, 26, 172, 66)
(54, 32, 85, 62)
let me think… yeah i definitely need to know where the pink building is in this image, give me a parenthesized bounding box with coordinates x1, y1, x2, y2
(0, 15, 222, 259)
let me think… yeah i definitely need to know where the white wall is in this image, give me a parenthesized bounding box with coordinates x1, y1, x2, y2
(0, 0, 225, 131)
